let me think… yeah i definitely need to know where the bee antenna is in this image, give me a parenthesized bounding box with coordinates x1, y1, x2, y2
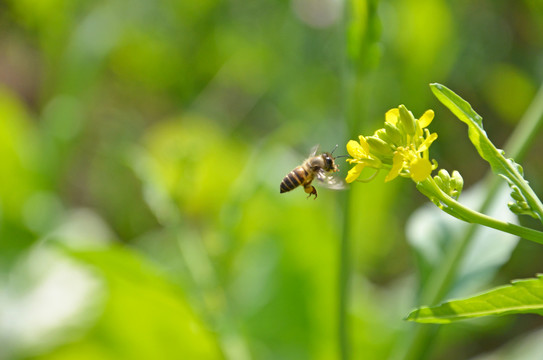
(330, 144, 339, 154)
(334, 155, 349, 159)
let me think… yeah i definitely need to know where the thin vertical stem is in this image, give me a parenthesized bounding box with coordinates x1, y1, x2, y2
(339, 0, 381, 358)
(339, 7, 352, 359)
(338, 192, 351, 360)
(503, 82, 543, 160)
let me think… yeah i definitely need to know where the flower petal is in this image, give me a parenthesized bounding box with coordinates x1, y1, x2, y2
(410, 157, 432, 182)
(385, 108, 400, 125)
(418, 110, 434, 128)
(417, 132, 438, 153)
(358, 135, 370, 154)
(346, 163, 365, 183)
(385, 152, 404, 182)
(347, 139, 368, 159)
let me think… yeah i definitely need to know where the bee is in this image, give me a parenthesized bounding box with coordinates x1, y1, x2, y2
(280, 145, 345, 199)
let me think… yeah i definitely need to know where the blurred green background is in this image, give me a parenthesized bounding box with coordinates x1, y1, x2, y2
(1, 0, 543, 359)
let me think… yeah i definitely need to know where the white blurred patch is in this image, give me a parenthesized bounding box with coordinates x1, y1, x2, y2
(291, 0, 343, 28)
(48, 208, 114, 248)
(0, 246, 105, 358)
(470, 326, 543, 360)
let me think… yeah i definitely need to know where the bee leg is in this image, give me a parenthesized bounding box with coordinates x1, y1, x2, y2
(304, 185, 317, 199)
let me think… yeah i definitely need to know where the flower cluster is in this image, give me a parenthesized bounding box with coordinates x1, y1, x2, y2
(346, 105, 438, 184)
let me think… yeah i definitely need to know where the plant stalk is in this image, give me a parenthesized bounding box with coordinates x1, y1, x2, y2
(422, 177, 543, 244)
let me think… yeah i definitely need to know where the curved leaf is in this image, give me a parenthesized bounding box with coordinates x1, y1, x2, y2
(406, 274, 543, 323)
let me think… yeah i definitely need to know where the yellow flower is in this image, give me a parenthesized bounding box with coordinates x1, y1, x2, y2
(384, 130, 437, 183)
(346, 106, 438, 184)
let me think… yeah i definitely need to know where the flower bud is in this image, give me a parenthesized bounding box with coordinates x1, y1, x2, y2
(399, 105, 416, 136)
(383, 122, 402, 145)
(508, 202, 538, 219)
(451, 170, 464, 198)
(366, 136, 394, 157)
(374, 128, 392, 143)
(509, 185, 525, 202)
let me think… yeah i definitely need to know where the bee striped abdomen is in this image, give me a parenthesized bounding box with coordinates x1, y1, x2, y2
(280, 166, 310, 193)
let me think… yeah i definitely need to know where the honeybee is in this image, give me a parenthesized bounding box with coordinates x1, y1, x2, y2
(280, 145, 345, 199)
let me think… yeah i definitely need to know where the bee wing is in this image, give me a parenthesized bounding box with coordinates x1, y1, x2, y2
(316, 169, 347, 190)
(309, 144, 320, 157)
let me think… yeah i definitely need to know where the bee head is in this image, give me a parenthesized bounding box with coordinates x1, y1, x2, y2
(322, 152, 335, 171)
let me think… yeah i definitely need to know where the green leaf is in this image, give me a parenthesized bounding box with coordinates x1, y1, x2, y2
(406, 274, 543, 324)
(430, 83, 543, 222)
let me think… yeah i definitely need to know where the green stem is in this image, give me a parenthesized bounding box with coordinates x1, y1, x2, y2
(340, 0, 381, 355)
(339, 3, 354, 358)
(422, 177, 543, 244)
(339, 58, 368, 360)
(503, 82, 543, 160)
(339, 193, 351, 360)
